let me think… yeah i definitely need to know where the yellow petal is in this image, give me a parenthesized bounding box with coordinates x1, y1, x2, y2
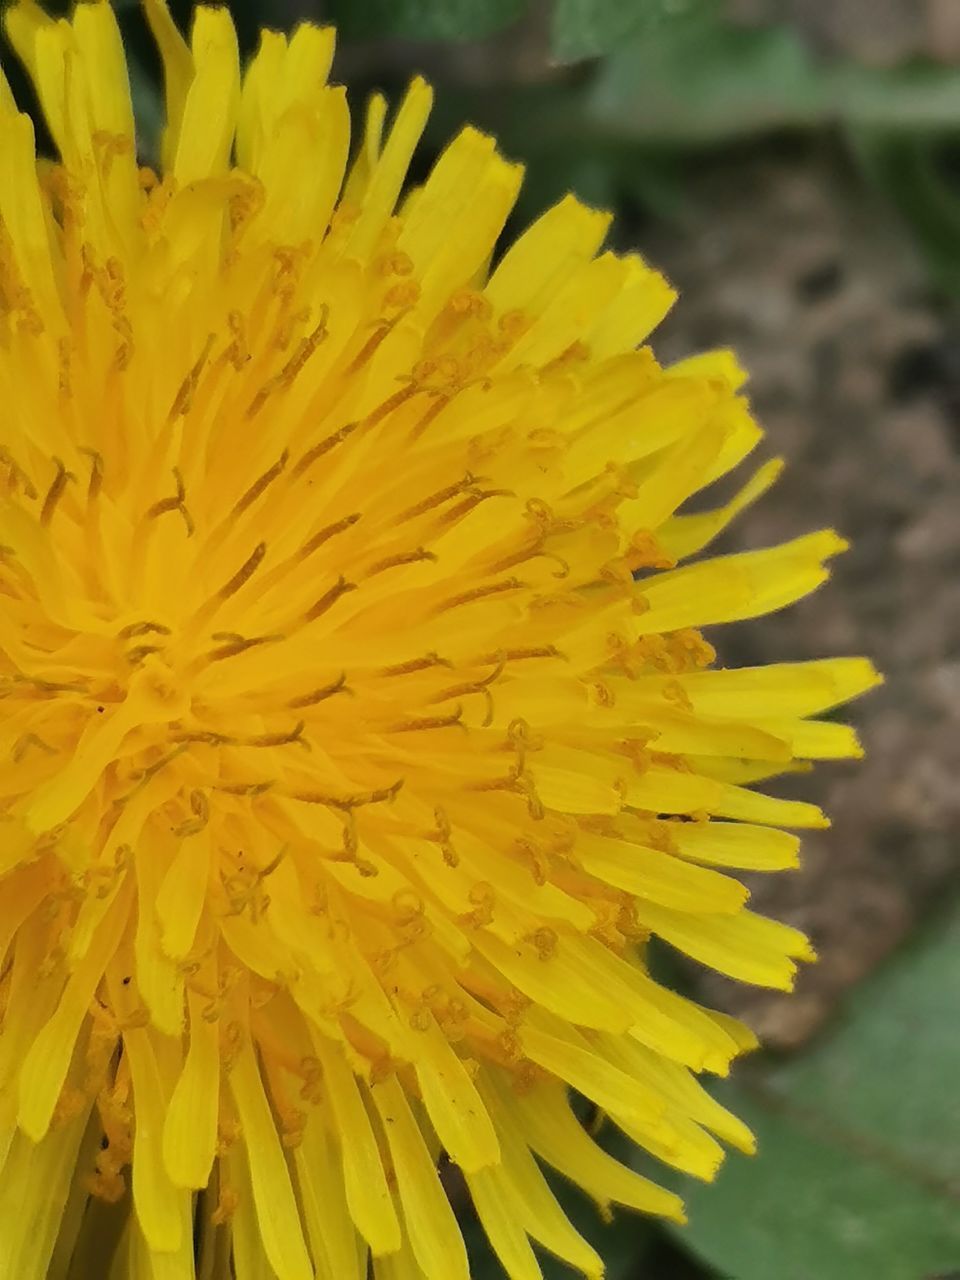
(638, 901, 815, 989)
(228, 1032, 314, 1280)
(674, 657, 882, 718)
(412, 1018, 500, 1173)
(576, 832, 748, 912)
(528, 744, 624, 815)
(658, 458, 784, 561)
(0, 1106, 92, 1280)
(372, 1076, 470, 1280)
(345, 77, 433, 260)
(294, 1108, 367, 1280)
(477, 1079, 603, 1278)
(312, 1034, 401, 1255)
(671, 820, 801, 870)
(18, 882, 129, 1141)
(144, 0, 193, 166)
(587, 253, 675, 357)
(109, 969, 183, 1253)
(173, 5, 240, 183)
(499, 1073, 685, 1222)
(163, 980, 220, 1189)
(466, 1162, 543, 1280)
(486, 193, 610, 317)
(155, 826, 211, 959)
(633, 531, 847, 634)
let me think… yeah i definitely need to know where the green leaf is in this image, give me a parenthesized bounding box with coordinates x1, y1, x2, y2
(587, 17, 960, 142)
(667, 903, 960, 1280)
(839, 64, 960, 131)
(328, 0, 527, 42)
(588, 21, 828, 142)
(550, 0, 718, 63)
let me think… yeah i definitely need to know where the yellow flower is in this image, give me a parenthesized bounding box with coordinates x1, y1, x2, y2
(0, 3, 878, 1277)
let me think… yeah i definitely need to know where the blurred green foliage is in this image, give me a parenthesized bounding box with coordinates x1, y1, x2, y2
(550, 0, 718, 63)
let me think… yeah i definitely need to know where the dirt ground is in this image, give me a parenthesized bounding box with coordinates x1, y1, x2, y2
(644, 144, 960, 1048)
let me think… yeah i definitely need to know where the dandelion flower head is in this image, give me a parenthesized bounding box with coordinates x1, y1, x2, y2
(0, 3, 879, 1278)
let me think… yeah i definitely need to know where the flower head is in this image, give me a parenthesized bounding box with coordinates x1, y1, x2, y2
(0, 3, 879, 1278)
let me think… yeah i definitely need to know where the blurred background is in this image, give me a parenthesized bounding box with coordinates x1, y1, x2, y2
(6, 1, 960, 1276)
